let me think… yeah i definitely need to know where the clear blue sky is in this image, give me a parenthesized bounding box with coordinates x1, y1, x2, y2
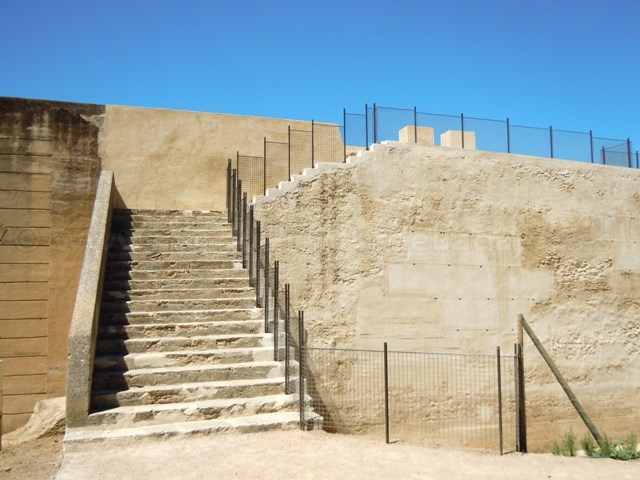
(1, 0, 638, 143)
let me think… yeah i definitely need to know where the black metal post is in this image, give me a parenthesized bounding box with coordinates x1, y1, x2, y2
(637, 151, 639, 169)
(273, 260, 280, 361)
(311, 120, 315, 169)
(413, 106, 417, 143)
(627, 139, 632, 168)
(461, 113, 465, 149)
(343, 108, 347, 162)
(549, 126, 554, 158)
(226, 159, 232, 223)
(242, 192, 247, 268)
(264, 238, 270, 333)
(497, 346, 504, 456)
(231, 169, 237, 234)
(373, 103, 378, 144)
(515, 342, 527, 452)
(365, 104, 369, 150)
(285, 283, 290, 394)
(589, 131, 594, 163)
(255, 221, 261, 307)
(602, 146, 606, 165)
(298, 310, 305, 430)
(288, 125, 292, 180)
(248, 206, 254, 287)
(236, 179, 242, 251)
(506, 118, 511, 153)
(384, 342, 390, 444)
(263, 137, 267, 196)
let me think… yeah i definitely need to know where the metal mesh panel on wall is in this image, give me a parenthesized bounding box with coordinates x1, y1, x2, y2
(289, 128, 312, 179)
(264, 140, 289, 192)
(236, 154, 264, 200)
(313, 122, 345, 164)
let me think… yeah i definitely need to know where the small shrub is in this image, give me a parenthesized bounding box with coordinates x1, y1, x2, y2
(581, 434, 597, 457)
(551, 429, 577, 456)
(582, 432, 639, 460)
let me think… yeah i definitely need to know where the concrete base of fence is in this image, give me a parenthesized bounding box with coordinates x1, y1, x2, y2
(441, 129, 476, 149)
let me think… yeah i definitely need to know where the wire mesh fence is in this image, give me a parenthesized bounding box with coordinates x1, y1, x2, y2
(302, 345, 517, 453)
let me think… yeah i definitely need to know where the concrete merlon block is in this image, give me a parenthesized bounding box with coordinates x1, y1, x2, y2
(399, 126, 435, 146)
(440, 130, 476, 149)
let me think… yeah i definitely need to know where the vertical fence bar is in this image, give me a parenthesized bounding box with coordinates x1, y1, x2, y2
(602, 146, 606, 165)
(285, 283, 290, 394)
(413, 106, 417, 143)
(264, 238, 270, 332)
(273, 260, 280, 361)
(461, 113, 465, 149)
(589, 131, 594, 163)
(226, 159, 232, 223)
(230, 169, 237, 234)
(373, 103, 378, 144)
(287, 125, 292, 180)
(627, 139, 632, 168)
(637, 151, 639, 169)
(516, 341, 527, 452)
(365, 104, 369, 149)
(298, 310, 305, 430)
(241, 193, 247, 268)
(248, 206, 254, 287)
(236, 179, 242, 251)
(263, 137, 267, 195)
(549, 126, 554, 158)
(506, 118, 511, 153)
(255, 221, 261, 307)
(343, 109, 347, 162)
(497, 346, 504, 455)
(384, 342, 390, 444)
(311, 120, 315, 169)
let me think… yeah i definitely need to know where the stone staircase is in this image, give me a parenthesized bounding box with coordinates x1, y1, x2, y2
(65, 208, 304, 442)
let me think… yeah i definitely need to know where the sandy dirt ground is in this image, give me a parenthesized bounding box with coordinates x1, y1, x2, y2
(2, 429, 639, 480)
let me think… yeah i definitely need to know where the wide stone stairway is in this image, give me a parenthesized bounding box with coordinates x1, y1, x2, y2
(65, 209, 301, 442)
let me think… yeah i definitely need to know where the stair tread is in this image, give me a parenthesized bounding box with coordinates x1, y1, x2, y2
(94, 360, 280, 376)
(95, 345, 272, 360)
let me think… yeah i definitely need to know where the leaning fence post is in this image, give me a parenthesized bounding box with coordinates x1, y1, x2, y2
(384, 342, 390, 444)
(497, 346, 504, 456)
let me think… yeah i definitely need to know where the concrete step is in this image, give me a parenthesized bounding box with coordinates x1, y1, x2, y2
(91, 377, 296, 409)
(96, 333, 270, 355)
(106, 251, 242, 262)
(86, 394, 299, 427)
(111, 217, 231, 229)
(103, 268, 249, 281)
(100, 296, 256, 313)
(105, 259, 242, 271)
(113, 208, 227, 219)
(109, 228, 234, 239)
(102, 277, 249, 291)
(64, 411, 310, 443)
(100, 308, 261, 325)
(108, 242, 238, 253)
(102, 287, 254, 301)
(97, 319, 265, 340)
(91, 361, 284, 390)
(94, 346, 275, 371)
(108, 235, 237, 247)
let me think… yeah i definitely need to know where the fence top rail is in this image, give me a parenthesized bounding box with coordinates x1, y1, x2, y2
(265, 140, 289, 145)
(305, 346, 516, 359)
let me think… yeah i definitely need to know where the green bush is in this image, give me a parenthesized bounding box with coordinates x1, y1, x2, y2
(551, 429, 577, 457)
(577, 432, 639, 460)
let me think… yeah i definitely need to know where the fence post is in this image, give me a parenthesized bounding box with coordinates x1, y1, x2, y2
(373, 103, 378, 145)
(589, 131, 594, 163)
(236, 179, 243, 251)
(516, 314, 528, 453)
(273, 260, 280, 361)
(461, 113, 465, 149)
(549, 126, 554, 159)
(311, 120, 315, 169)
(384, 342, 390, 444)
(627, 138, 632, 168)
(298, 310, 305, 430)
(285, 284, 290, 394)
(288, 125, 292, 180)
(637, 150, 639, 169)
(226, 159, 232, 223)
(343, 109, 347, 162)
(365, 104, 369, 150)
(263, 137, 267, 195)
(602, 146, 606, 165)
(248, 206, 254, 287)
(497, 346, 504, 456)
(264, 238, 270, 333)
(413, 106, 417, 143)
(231, 169, 237, 234)
(255, 221, 261, 307)
(242, 193, 247, 268)
(506, 118, 511, 153)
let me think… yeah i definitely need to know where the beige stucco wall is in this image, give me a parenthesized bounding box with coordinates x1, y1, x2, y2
(99, 106, 341, 211)
(253, 142, 640, 451)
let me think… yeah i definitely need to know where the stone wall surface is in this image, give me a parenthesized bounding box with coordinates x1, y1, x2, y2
(254, 142, 640, 451)
(99, 106, 337, 211)
(0, 97, 103, 432)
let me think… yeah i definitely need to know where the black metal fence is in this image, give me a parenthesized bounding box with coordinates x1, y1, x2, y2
(344, 104, 638, 168)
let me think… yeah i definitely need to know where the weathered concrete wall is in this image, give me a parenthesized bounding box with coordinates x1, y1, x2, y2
(254, 142, 640, 451)
(0, 97, 103, 432)
(100, 106, 339, 211)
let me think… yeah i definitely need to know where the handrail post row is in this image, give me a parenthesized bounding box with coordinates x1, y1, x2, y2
(298, 310, 305, 430)
(284, 283, 290, 394)
(273, 260, 280, 361)
(226, 159, 232, 223)
(248, 205, 254, 287)
(264, 238, 270, 333)
(384, 342, 390, 444)
(497, 346, 504, 455)
(255, 221, 261, 307)
(241, 192, 247, 268)
(236, 179, 242, 251)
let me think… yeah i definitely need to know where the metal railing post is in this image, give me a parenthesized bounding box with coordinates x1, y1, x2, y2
(589, 131, 594, 163)
(343, 109, 347, 162)
(549, 126, 554, 158)
(373, 103, 378, 144)
(230, 169, 237, 233)
(384, 342, 390, 444)
(263, 137, 267, 195)
(365, 104, 369, 150)
(602, 146, 606, 165)
(288, 125, 292, 180)
(226, 159, 232, 223)
(264, 238, 270, 332)
(311, 120, 315, 169)
(255, 221, 261, 307)
(461, 113, 465, 149)
(273, 260, 280, 361)
(627, 138, 632, 168)
(298, 310, 305, 430)
(236, 179, 242, 251)
(506, 118, 511, 153)
(285, 283, 290, 394)
(241, 193, 247, 268)
(248, 206, 254, 287)
(413, 106, 417, 143)
(497, 346, 504, 456)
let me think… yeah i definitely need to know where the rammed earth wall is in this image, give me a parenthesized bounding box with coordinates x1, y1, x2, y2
(253, 141, 640, 451)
